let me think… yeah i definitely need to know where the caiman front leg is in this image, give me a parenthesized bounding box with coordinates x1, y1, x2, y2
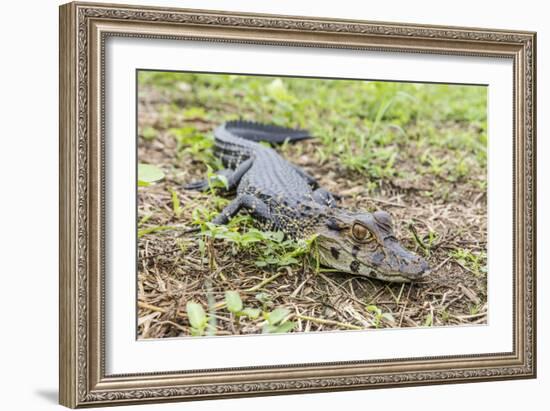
(212, 194, 279, 228)
(184, 158, 253, 192)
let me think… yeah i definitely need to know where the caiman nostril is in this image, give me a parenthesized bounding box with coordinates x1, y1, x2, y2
(418, 260, 430, 276)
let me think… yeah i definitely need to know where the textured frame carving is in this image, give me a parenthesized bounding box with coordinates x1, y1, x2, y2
(59, 1, 536, 408)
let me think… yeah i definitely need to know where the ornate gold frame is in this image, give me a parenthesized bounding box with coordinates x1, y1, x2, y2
(59, 1, 536, 408)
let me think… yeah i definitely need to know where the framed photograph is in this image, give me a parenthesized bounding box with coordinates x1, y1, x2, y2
(59, 1, 537, 408)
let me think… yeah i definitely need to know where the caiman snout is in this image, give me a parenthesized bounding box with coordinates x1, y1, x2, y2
(384, 239, 430, 280)
(405, 256, 431, 280)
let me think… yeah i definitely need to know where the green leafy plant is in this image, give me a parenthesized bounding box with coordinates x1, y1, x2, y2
(183, 106, 208, 120)
(205, 165, 229, 192)
(225, 291, 261, 320)
(449, 248, 487, 277)
(138, 163, 165, 186)
(140, 126, 158, 141)
(186, 301, 208, 336)
(366, 305, 395, 328)
(262, 308, 296, 334)
(191, 205, 221, 229)
(425, 230, 438, 249)
(420, 151, 446, 176)
(408, 223, 438, 257)
(223, 291, 295, 334)
(169, 126, 219, 167)
(199, 221, 313, 269)
(253, 231, 306, 268)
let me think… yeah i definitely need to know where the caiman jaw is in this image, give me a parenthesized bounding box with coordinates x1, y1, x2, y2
(315, 209, 430, 283)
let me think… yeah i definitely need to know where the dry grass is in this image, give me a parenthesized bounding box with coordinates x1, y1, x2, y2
(136, 75, 487, 339)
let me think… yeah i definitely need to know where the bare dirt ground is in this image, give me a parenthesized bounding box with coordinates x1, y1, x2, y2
(137, 77, 487, 338)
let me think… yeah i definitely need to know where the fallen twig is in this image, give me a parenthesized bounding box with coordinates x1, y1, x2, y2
(244, 270, 287, 292)
(138, 301, 185, 318)
(295, 314, 362, 330)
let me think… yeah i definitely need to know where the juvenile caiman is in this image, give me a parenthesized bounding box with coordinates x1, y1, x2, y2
(186, 121, 430, 283)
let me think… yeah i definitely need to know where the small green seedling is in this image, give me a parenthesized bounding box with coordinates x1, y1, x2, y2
(225, 291, 261, 320)
(225, 290, 243, 313)
(449, 248, 487, 277)
(191, 205, 219, 230)
(140, 126, 157, 141)
(424, 312, 434, 327)
(169, 188, 183, 218)
(186, 301, 208, 336)
(366, 305, 395, 328)
(425, 230, 438, 250)
(262, 308, 296, 334)
(408, 223, 437, 257)
(138, 163, 165, 187)
(170, 126, 219, 167)
(183, 107, 208, 120)
(206, 165, 229, 192)
(469, 304, 481, 316)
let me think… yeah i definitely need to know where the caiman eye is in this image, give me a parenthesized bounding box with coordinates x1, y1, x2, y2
(351, 223, 371, 242)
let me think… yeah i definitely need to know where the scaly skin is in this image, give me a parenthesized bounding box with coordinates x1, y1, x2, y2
(186, 121, 430, 283)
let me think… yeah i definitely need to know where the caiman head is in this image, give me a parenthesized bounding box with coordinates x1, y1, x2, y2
(316, 209, 430, 282)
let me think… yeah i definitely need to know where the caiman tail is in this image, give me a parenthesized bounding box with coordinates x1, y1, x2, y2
(213, 121, 311, 168)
